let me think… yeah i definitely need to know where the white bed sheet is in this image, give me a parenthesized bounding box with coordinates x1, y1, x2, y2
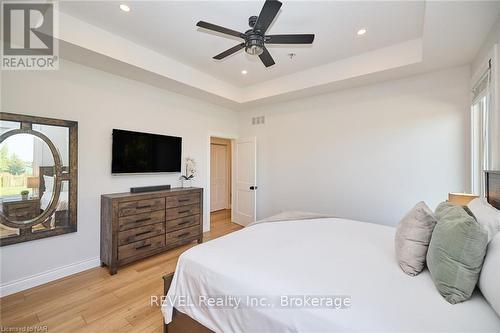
(162, 218, 500, 332)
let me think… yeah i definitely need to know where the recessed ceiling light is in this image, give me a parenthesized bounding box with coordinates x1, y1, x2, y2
(357, 28, 367, 36)
(241, 70, 248, 75)
(119, 4, 130, 12)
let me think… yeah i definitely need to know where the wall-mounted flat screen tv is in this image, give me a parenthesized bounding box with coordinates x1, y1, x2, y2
(112, 129, 182, 173)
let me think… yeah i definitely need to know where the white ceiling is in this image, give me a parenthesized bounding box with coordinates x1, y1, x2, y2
(60, 1, 425, 87)
(55, 0, 500, 107)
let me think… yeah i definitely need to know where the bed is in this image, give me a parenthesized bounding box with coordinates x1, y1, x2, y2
(161, 172, 500, 332)
(39, 166, 69, 227)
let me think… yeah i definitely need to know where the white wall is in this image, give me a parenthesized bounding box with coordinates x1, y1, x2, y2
(0, 59, 238, 295)
(238, 66, 471, 225)
(472, 16, 500, 169)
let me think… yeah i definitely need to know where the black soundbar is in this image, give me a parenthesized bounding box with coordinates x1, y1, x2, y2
(130, 185, 171, 193)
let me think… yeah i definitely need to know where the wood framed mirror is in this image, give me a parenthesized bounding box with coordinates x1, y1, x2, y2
(0, 112, 78, 246)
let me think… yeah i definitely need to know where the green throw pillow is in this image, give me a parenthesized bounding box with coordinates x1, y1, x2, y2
(435, 201, 476, 220)
(427, 202, 488, 304)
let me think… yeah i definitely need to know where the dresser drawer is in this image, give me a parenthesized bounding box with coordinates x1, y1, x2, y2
(7, 208, 38, 220)
(166, 204, 200, 221)
(167, 225, 200, 245)
(118, 222, 165, 246)
(118, 210, 165, 231)
(4, 201, 40, 220)
(166, 193, 200, 208)
(166, 215, 200, 232)
(118, 198, 165, 217)
(118, 235, 165, 260)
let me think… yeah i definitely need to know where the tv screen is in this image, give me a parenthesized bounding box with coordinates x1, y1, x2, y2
(112, 129, 182, 173)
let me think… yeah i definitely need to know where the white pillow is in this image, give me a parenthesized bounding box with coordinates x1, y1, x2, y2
(479, 232, 500, 317)
(43, 175, 54, 192)
(467, 197, 500, 242)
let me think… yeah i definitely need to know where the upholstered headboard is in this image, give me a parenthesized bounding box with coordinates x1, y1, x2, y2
(39, 166, 69, 194)
(485, 171, 500, 210)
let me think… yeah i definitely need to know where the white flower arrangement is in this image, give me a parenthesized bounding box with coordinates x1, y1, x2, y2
(180, 157, 196, 181)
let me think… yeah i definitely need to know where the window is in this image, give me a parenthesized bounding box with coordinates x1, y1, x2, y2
(471, 61, 492, 195)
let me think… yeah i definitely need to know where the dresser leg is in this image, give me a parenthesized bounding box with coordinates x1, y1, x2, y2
(110, 266, 118, 275)
(197, 237, 203, 244)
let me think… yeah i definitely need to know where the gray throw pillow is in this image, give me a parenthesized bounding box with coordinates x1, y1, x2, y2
(427, 202, 488, 304)
(395, 202, 437, 276)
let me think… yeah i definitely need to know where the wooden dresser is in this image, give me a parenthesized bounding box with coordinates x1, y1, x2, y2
(3, 198, 41, 221)
(100, 187, 203, 274)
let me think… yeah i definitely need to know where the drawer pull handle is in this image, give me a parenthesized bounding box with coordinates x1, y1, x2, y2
(135, 218, 151, 223)
(137, 204, 152, 209)
(177, 232, 190, 238)
(135, 244, 152, 250)
(177, 221, 190, 226)
(135, 231, 151, 237)
(178, 210, 189, 214)
(178, 198, 190, 202)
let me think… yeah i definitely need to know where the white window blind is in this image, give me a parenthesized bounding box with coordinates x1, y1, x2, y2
(471, 60, 491, 196)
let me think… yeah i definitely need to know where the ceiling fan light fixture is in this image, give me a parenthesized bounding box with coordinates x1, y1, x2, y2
(246, 45, 263, 56)
(245, 38, 264, 56)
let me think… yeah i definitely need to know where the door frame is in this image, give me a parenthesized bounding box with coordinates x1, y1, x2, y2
(210, 137, 232, 212)
(206, 132, 237, 232)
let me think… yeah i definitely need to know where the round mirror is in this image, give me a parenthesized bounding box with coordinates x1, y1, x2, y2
(0, 129, 62, 228)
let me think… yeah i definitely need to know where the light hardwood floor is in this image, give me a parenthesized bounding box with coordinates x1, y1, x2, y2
(0, 210, 241, 333)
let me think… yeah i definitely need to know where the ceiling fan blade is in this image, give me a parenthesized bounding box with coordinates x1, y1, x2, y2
(253, 0, 282, 34)
(259, 47, 275, 67)
(265, 34, 315, 44)
(213, 43, 245, 60)
(196, 21, 245, 39)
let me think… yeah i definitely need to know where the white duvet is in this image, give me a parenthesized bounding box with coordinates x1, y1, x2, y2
(162, 218, 500, 332)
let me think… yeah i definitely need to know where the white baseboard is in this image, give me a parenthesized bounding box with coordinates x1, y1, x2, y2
(0, 257, 100, 297)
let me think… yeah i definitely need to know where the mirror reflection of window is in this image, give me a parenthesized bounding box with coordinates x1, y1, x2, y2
(33, 124, 69, 166)
(0, 121, 19, 135)
(1, 133, 57, 201)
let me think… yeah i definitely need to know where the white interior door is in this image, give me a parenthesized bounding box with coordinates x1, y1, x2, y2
(210, 144, 228, 212)
(233, 137, 257, 226)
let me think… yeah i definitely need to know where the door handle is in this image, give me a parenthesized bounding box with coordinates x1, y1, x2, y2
(249, 186, 258, 190)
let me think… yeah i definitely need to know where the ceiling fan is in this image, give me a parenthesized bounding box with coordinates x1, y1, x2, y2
(196, 0, 315, 67)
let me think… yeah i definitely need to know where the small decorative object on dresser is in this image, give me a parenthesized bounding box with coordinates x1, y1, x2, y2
(180, 157, 196, 188)
(100, 187, 203, 274)
(20, 190, 30, 200)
